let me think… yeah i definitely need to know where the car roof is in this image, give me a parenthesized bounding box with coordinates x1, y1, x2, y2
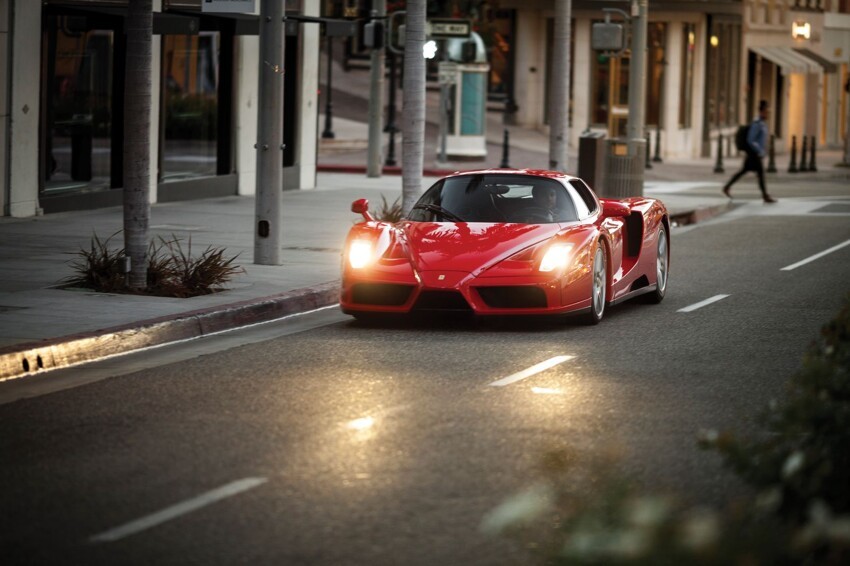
(443, 168, 579, 182)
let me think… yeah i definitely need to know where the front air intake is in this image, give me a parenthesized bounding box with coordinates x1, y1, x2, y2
(477, 286, 547, 308)
(352, 283, 414, 306)
(412, 291, 472, 311)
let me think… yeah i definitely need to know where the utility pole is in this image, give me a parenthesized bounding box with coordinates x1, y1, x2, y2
(367, 0, 387, 177)
(548, 0, 571, 172)
(254, 0, 284, 265)
(626, 0, 647, 195)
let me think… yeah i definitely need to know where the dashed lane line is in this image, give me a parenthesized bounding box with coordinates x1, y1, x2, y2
(780, 239, 850, 272)
(678, 294, 730, 313)
(488, 356, 574, 387)
(89, 477, 268, 543)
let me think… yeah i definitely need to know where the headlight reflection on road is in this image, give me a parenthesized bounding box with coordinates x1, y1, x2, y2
(531, 386, 563, 395)
(347, 416, 375, 431)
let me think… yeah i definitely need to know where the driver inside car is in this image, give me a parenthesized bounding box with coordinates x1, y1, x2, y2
(530, 185, 562, 222)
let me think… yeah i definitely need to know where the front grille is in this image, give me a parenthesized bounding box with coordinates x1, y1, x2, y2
(477, 286, 547, 308)
(352, 283, 414, 306)
(413, 290, 472, 311)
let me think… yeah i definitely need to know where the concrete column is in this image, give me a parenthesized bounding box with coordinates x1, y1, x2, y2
(235, 9, 260, 196)
(570, 18, 591, 149)
(7, 0, 40, 217)
(511, 10, 545, 128)
(283, 0, 319, 190)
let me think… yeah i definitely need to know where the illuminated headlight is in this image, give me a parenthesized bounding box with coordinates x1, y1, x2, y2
(539, 243, 574, 272)
(348, 239, 374, 269)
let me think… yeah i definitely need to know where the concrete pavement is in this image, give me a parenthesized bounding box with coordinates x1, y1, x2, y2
(1, 118, 847, 381)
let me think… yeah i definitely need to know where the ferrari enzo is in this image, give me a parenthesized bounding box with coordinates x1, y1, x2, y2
(340, 169, 669, 324)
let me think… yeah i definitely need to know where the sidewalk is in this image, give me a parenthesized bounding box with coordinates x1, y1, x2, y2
(2, 107, 848, 382)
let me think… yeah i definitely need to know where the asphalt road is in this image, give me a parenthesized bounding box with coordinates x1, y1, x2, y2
(2, 194, 849, 565)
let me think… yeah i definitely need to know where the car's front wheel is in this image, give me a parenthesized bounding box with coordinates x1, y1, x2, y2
(583, 243, 607, 325)
(644, 225, 669, 304)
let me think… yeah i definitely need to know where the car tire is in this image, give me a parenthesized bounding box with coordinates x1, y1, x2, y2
(582, 243, 607, 325)
(643, 225, 669, 304)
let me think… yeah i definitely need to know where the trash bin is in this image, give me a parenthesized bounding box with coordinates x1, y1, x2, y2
(601, 138, 645, 198)
(578, 131, 606, 191)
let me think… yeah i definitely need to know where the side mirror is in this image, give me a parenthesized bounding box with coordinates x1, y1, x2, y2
(601, 199, 630, 219)
(351, 198, 376, 222)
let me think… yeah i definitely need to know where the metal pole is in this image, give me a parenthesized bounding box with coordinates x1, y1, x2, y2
(625, 0, 647, 195)
(438, 45, 449, 166)
(384, 51, 398, 167)
(500, 129, 510, 168)
(254, 0, 284, 265)
(322, 36, 335, 139)
(367, 3, 386, 177)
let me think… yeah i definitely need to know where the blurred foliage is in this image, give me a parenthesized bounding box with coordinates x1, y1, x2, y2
(63, 232, 242, 298)
(483, 296, 850, 564)
(165, 94, 217, 140)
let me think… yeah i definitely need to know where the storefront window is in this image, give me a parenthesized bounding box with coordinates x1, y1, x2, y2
(645, 22, 666, 127)
(706, 17, 741, 131)
(161, 33, 220, 182)
(43, 15, 115, 194)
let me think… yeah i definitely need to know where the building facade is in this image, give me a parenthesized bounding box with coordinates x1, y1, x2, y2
(492, 0, 849, 160)
(1, 0, 321, 218)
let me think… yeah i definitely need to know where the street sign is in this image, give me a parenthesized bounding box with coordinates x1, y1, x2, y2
(427, 18, 471, 39)
(202, 0, 255, 13)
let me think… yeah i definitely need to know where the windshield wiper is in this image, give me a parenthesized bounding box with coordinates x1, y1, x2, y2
(412, 203, 465, 222)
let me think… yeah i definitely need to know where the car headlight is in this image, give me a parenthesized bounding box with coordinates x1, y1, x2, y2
(348, 239, 374, 269)
(539, 243, 574, 272)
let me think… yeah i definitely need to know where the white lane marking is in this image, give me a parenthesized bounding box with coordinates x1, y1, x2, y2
(89, 477, 267, 543)
(780, 239, 850, 272)
(678, 295, 730, 313)
(488, 356, 574, 387)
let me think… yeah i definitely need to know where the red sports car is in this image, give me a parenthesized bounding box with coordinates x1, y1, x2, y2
(340, 169, 669, 324)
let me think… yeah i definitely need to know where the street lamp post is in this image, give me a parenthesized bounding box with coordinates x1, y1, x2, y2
(322, 36, 335, 139)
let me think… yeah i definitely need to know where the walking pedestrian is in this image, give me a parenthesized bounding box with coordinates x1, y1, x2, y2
(723, 100, 777, 203)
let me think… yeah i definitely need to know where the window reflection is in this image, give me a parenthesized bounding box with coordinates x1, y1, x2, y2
(161, 33, 219, 182)
(45, 16, 114, 194)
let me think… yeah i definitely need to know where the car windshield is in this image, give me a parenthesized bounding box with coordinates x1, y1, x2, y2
(407, 174, 578, 224)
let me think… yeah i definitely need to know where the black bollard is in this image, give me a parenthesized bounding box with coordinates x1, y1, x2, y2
(645, 133, 653, 170)
(799, 136, 809, 172)
(809, 135, 817, 172)
(788, 135, 798, 173)
(653, 125, 662, 163)
(713, 133, 724, 173)
(499, 129, 510, 168)
(766, 133, 777, 173)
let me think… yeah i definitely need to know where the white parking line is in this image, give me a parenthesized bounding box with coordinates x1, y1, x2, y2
(780, 239, 850, 272)
(678, 295, 730, 313)
(89, 477, 267, 543)
(488, 356, 574, 387)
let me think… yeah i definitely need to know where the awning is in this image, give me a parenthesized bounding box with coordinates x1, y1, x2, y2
(794, 48, 839, 73)
(750, 46, 822, 75)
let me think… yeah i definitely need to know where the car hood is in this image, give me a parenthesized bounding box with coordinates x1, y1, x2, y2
(399, 221, 562, 274)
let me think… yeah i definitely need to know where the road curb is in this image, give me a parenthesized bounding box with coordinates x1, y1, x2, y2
(318, 163, 460, 177)
(0, 281, 341, 383)
(670, 201, 733, 226)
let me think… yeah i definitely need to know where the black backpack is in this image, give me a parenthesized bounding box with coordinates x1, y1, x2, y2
(735, 124, 751, 151)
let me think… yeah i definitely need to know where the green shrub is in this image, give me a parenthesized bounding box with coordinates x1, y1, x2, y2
(376, 195, 404, 223)
(484, 297, 850, 564)
(63, 232, 243, 298)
